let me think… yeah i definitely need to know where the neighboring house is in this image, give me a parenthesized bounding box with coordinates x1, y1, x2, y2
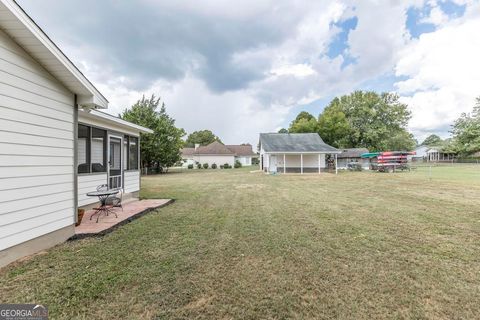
(181, 142, 257, 167)
(192, 141, 236, 167)
(0, 0, 152, 267)
(426, 146, 456, 162)
(337, 148, 370, 170)
(410, 145, 429, 161)
(259, 133, 341, 174)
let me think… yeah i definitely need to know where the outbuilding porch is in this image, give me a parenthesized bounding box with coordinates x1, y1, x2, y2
(261, 152, 340, 174)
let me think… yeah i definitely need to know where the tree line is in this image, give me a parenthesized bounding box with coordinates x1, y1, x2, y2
(282, 91, 480, 156)
(121, 92, 480, 173)
(280, 91, 417, 151)
(419, 97, 480, 156)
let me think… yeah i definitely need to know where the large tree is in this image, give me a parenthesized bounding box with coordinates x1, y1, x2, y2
(421, 134, 442, 146)
(451, 97, 480, 156)
(121, 94, 185, 172)
(318, 91, 415, 151)
(317, 100, 350, 148)
(288, 111, 318, 133)
(185, 130, 221, 147)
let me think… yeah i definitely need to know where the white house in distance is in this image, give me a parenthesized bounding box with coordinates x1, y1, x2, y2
(259, 133, 341, 174)
(0, 0, 152, 267)
(181, 142, 257, 167)
(410, 145, 429, 162)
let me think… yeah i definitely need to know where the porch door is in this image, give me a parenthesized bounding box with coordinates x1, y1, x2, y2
(108, 135, 123, 189)
(270, 155, 277, 173)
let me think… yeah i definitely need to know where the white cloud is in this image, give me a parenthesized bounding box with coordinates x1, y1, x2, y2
(395, 3, 480, 137)
(270, 64, 317, 78)
(420, 5, 449, 25)
(97, 75, 291, 145)
(18, 0, 480, 145)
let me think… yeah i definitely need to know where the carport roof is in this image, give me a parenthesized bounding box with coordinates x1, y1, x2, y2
(259, 133, 340, 153)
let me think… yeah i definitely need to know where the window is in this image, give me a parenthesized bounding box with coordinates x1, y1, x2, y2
(91, 128, 106, 172)
(129, 137, 139, 170)
(77, 124, 106, 174)
(78, 125, 90, 173)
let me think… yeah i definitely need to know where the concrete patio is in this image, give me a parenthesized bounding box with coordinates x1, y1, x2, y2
(72, 199, 174, 239)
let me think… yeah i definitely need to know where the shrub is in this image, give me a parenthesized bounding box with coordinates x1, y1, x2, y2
(187, 164, 194, 169)
(197, 163, 202, 169)
(234, 160, 242, 168)
(252, 157, 259, 165)
(223, 163, 231, 169)
(220, 165, 224, 169)
(211, 163, 217, 169)
(203, 163, 209, 169)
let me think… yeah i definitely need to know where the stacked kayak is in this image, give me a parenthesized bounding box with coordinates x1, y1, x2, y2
(361, 151, 415, 172)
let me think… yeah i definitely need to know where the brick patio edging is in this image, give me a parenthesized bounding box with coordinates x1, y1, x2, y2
(69, 199, 175, 240)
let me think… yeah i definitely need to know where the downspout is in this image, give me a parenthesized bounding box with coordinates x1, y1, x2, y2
(138, 134, 142, 196)
(73, 95, 79, 223)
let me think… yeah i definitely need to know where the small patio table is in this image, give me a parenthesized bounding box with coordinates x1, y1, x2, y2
(86, 189, 119, 223)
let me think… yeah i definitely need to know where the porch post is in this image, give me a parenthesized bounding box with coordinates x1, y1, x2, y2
(335, 154, 338, 175)
(300, 153, 303, 174)
(283, 153, 286, 174)
(318, 154, 321, 174)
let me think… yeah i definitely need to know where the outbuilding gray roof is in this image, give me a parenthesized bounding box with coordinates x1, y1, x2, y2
(259, 133, 340, 153)
(337, 148, 369, 158)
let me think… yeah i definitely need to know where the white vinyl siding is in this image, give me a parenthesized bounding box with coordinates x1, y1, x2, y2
(124, 171, 140, 194)
(193, 155, 235, 167)
(77, 174, 108, 207)
(236, 156, 252, 166)
(0, 29, 75, 251)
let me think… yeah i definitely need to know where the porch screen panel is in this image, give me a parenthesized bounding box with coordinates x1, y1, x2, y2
(129, 137, 139, 170)
(91, 128, 106, 172)
(78, 124, 90, 173)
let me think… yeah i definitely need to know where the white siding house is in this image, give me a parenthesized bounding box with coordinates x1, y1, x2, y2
(0, 0, 151, 267)
(181, 142, 257, 168)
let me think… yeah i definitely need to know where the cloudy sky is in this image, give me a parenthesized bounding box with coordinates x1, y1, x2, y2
(18, 0, 480, 145)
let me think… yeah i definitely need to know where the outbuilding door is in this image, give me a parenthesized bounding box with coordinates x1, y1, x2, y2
(270, 155, 277, 173)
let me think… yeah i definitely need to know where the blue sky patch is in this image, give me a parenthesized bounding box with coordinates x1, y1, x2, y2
(327, 17, 358, 68)
(438, 0, 466, 18)
(406, 1, 466, 39)
(406, 6, 436, 38)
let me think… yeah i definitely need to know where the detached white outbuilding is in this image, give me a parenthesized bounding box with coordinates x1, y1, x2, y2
(0, 0, 152, 267)
(259, 133, 340, 174)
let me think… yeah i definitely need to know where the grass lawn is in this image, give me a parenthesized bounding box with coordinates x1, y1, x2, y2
(1, 166, 480, 319)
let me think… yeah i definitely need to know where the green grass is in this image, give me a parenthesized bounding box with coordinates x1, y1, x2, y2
(1, 166, 480, 319)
